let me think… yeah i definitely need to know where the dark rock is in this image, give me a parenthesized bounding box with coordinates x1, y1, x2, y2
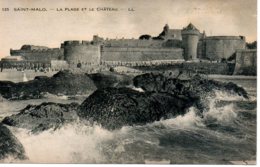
(0, 70, 97, 100)
(77, 73, 248, 130)
(1, 72, 248, 131)
(0, 124, 26, 160)
(0, 70, 134, 100)
(2, 102, 79, 133)
(78, 87, 197, 130)
(88, 71, 133, 89)
(134, 73, 248, 98)
(133, 73, 248, 112)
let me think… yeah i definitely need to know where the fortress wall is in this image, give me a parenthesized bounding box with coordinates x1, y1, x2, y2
(21, 45, 49, 50)
(104, 39, 164, 47)
(182, 62, 234, 75)
(64, 44, 101, 65)
(162, 40, 182, 48)
(197, 40, 206, 59)
(50, 60, 69, 70)
(104, 39, 182, 48)
(132, 62, 234, 75)
(0, 60, 52, 69)
(233, 49, 256, 75)
(204, 37, 246, 60)
(104, 39, 183, 48)
(10, 48, 64, 61)
(101, 47, 183, 62)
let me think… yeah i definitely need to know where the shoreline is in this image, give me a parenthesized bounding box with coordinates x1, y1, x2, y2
(0, 69, 256, 83)
(208, 75, 256, 80)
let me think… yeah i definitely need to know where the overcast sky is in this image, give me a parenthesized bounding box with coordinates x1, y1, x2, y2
(0, 0, 257, 57)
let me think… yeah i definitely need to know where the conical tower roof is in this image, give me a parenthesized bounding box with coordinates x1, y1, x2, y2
(183, 23, 199, 31)
(181, 23, 200, 35)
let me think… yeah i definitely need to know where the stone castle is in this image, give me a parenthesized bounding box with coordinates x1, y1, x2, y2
(0, 23, 256, 75)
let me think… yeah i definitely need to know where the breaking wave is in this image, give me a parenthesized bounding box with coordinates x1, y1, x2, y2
(0, 80, 256, 164)
(10, 122, 113, 163)
(2, 90, 254, 163)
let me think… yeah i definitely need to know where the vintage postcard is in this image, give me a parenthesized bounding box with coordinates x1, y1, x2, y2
(0, 0, 257, 164)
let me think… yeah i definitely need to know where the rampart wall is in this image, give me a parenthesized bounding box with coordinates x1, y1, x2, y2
(101, 47, 183, 63)
(50, 60, 69, 70)
(233, 49, 257, 75)
(103, 39, 182, 48)
(197, 40, 206, 59)
(162, 40, 182, 48)
(103, 39, 163, 47)
(0, 60, 51, 70)
(204, 36, 246, 60)
(10, 48, 64, 61)
(20, 45, 49, 50)
(133, 62, 235, 75)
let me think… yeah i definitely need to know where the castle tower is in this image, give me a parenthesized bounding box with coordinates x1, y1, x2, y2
(181, 23, 200, 60)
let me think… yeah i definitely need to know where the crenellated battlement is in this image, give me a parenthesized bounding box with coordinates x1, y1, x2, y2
(63, 40, 92, 46)
(11, 48, 62, 53)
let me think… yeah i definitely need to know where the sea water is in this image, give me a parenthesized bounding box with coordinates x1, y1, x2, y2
(0, 76, 256, 164)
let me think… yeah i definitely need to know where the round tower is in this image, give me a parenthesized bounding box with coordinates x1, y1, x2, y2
(181, 23, 200, 60)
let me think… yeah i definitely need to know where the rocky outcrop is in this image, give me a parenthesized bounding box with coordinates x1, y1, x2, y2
(1, 72, 248, 131)
(78, 87, 197, 130)
(87, 71, 133, 89)
(133, 73, 247, 97)
(133, 73, 248, 112)
(0, 70, 134, 100)
(0, 70, 97, 100)
(2, 102, 79, 133)
(0, 124, 26, 160)
(77, 73, 248, 130)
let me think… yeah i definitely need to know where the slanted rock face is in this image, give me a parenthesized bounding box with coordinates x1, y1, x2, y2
(0, 124, 26, 160)
(2, 102, 79, 133)
(78, 87, 197, 130)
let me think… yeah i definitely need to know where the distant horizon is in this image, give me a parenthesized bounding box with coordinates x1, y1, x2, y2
(0, 0, 257, 57)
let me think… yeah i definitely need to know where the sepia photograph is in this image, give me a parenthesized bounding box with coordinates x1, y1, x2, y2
(0, 0, 257, 164)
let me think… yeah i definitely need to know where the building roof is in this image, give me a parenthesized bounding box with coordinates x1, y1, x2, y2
(158, 24, 182, 40)
(167, 29, 182, 40)
(183, 23, 199, 31)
